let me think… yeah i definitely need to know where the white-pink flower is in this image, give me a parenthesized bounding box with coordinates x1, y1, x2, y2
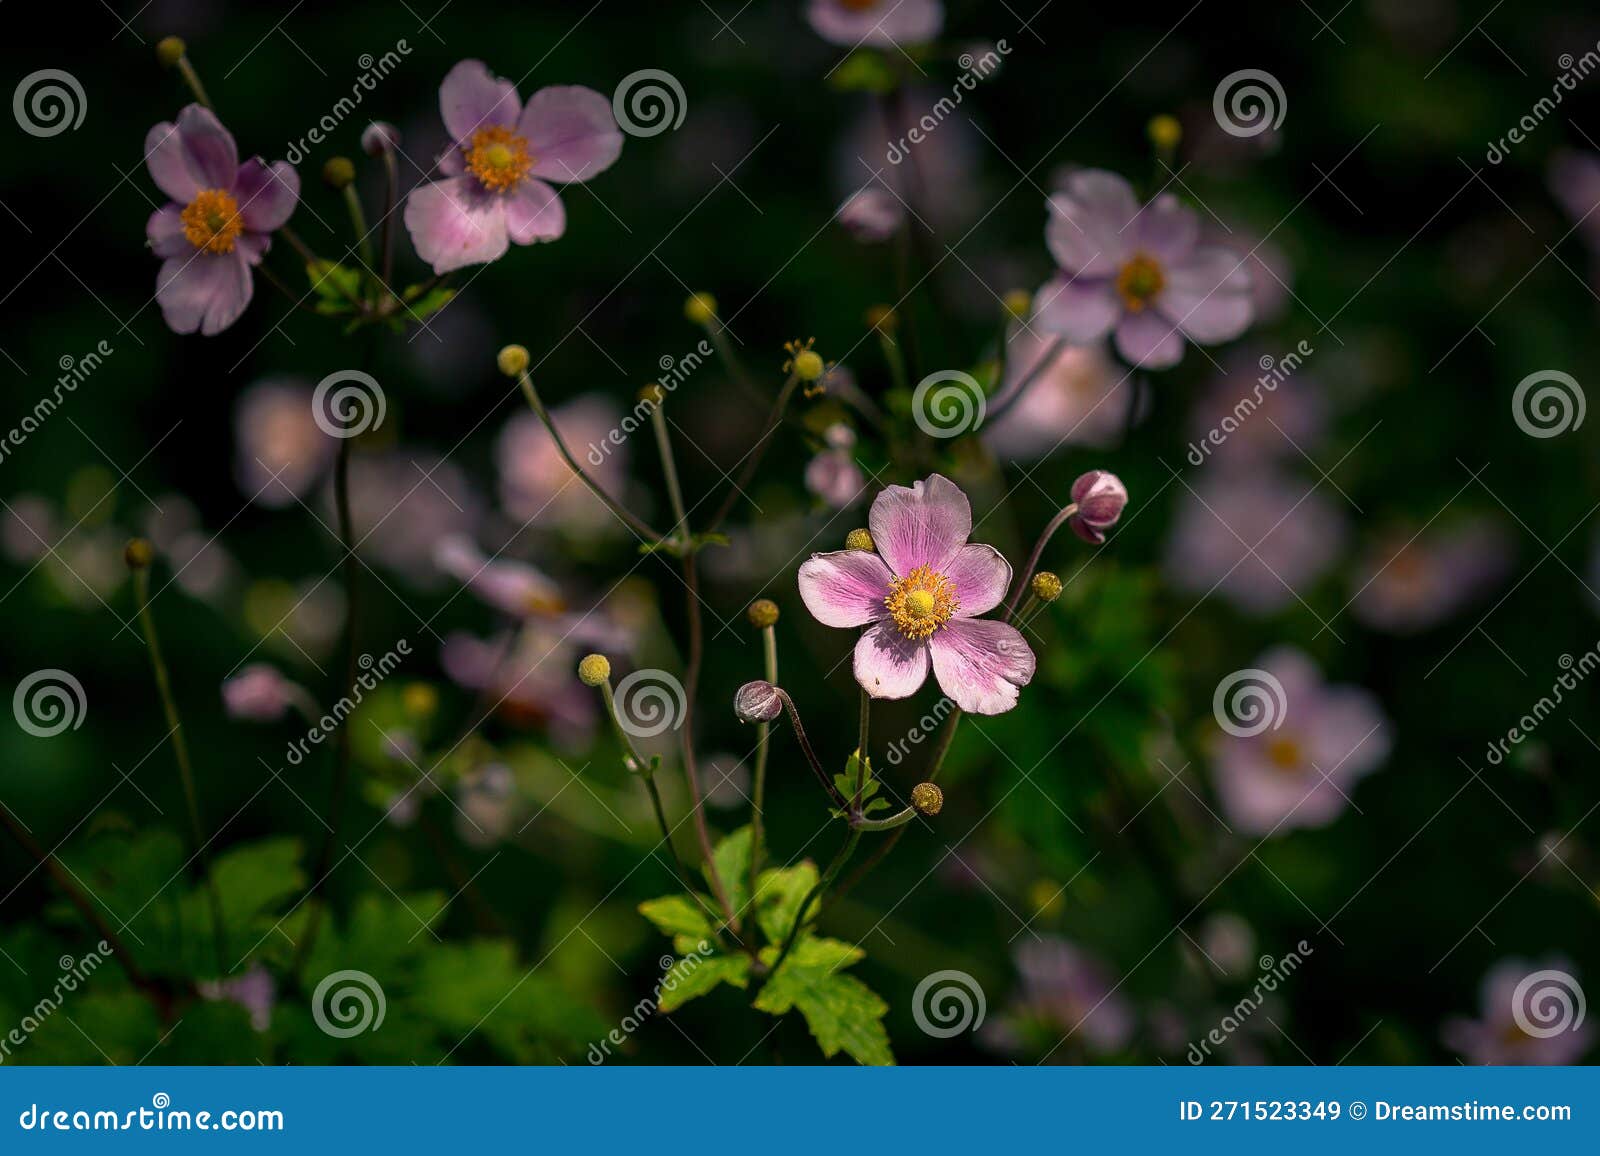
(806, 0, 943, 47)
(797, 474, 1035, 714)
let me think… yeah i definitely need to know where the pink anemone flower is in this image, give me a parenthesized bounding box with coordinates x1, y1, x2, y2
(144, 105, 300, 336)
(404, 60, 623, 274)
(797, 474, 1035, 714)
(806, 0, 943, 47)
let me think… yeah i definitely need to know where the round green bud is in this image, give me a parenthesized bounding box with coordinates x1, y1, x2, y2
(1031, 571, 1063, 602)
(638, 382, 666, 406)
(747, 599, 780, 629)
(156, 37, 187, 68)
(792, 349, 825, 382)
(845, 528, 875, 552)
(1148, 114, 1182, 152)
(496, 344, 530, 378)
(402, 682, 438, 718)
(321, 156, 356, 189)
(577, 654, 611, 687)
(684, 292, 718, 326)
(123, 537, 155, 570)
(1003, 288, 1033, 320)
(866, 305, 897, 332)
(911, 782, 944, 816)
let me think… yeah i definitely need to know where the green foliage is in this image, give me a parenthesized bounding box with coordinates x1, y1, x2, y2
(755, 937, 893, 1066)
(832, 749, 891, 817)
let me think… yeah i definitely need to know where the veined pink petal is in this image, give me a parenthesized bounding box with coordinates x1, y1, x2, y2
(1046, 170, 1139, 276)
(944, 543, 1011, 618)
(521, 86, 624, 184)
(1033, 274, 1120, 343)
(145, 105, 238, 201)
(854, 622, 931, 699)
(1114, 311, 1185, 369)
(404, 176, 510, 274)
(868, 473, 972, 577)
(1159, 247, 1254, 344)
(928, 618, 1035, 714)
(156, 250, 253, 337)
(1130, 193, 1199, 264)
(440, 59, 521, 143)
(231, 159, 299, 232)
(502, 177, 566, 244)
(798, 549, 893, 627)
(147, 204, 189, 258)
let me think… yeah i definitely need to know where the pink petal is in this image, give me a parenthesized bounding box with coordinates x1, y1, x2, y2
(520, 86, 624, 185)
(854, 622, 931, 700)
(145, 105, 238, 201)
(1033, 274, 1120, 343)
(1114, 311, 1185, 369)
(231, 159, 300, 232)
(868, 473, 971, 577)
(502, 177, 566, 244)
(806, 0, 943, 46)
(403, 176, 509, 274)
(945, 543, 1011, 618)
(928, 618, 1035, 714)
(1159, 247, 1254, 344)
(439, 59, 521, 143)
(1130, 193, 1199, 263)
(156, 250, 252, 337)
(798, 549, 893, 627)
(147, 204, 189, 258)
(1046, 171, 1139, 276)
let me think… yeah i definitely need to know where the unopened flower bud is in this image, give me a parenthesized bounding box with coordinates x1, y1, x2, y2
(1031, 571, 1063, 602)
(123, 537, 154, 570)
(1002, 289, 1033, 320)
(845, 528, 875, 552)
(793, 350, 825, 382)
(638, 382, 666, 406)
(866, 305, 897, 332)
(747, 599, 780, 629)
(361, 121, 400, 157)
(322, 156, 356, 190)
(684, 292, 718, 326)
(402, 682, 438, 718)
(156, 37, 187, 68)
(1148, 114, 1183, 153)
(496, 344, 530, 377)
(911, 782, 943, 816)
(577, 654, 611, 687)
(734, 680, 782, 724)
(1069, 470, 1128, 544)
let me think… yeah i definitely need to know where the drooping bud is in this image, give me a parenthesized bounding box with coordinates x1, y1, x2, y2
(577, 654, 612, 687)
(361, 121, 400, 157)
(734, 680, 783, 724)
(747, 599, 780, 629)
(123, 537, 155, 570)
(156, 37, 187, 68)
(496, 344, 530, 377)
(845, 528, 875, 552)
(1068, 470, 1128, 544)
(1031, 571, 1063, 602)
(1147, 114, 1183, 153)
(1002, 289, 1033, 320)
(321, 156, 356, 190)
(684, 292, 719, 326)
(911, 782, 943, 816)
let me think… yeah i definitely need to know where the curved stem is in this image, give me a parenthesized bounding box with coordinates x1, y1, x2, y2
(341, 185, 375, 273)
(772, 688, 848, 810)
(705, 371, 801, 535)
(768, 829, 860, 977)
(1003, 503, 1078, 621)
(852, 805, 916, 832)
(987, 336, 1068, 427)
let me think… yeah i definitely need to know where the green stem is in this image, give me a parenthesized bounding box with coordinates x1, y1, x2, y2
(852, 689, 870, 812)
(1003, 503, 1078, 621)
(987, 336, 1068, 426)
(341, 185, 375, 276)
(747, 624, 778, 928)
(705, 371, 801, 535)
(773, 688, 848, 810)
(768, 829, 861, 977)
(176, 55, 212, 110)
(650, 398, 689, 547)
(852, 806, 916, 832)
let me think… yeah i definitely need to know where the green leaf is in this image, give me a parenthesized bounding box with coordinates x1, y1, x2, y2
(209, 837, 304, 940)
(704, 826, 752, 917)
(306, 259, 362, 311)
(401, 285, 456, 323)
(753, 863, 818, 944)
(828, 49, 899, 94)
(754, 936, 891, 1065)
(658, 953, 751, 1012)
(638, 894, 715, 940)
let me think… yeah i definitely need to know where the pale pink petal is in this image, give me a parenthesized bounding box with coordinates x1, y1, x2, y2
(1033, 274, 1120, 342)
(1131, 193, 1199, 263)
(928, 618, 1036, 714)
(1114, 311, 1185, 369)
(145, 106, 238, 200)
(156, 250, 252, 337)
(945, 543, 1011, 618)
(806, 0, 943, 46)
(854, 622, 931, 700)
(868, 473, 972, 577)
(439, 59, 521, 143)
(147, 204, 189, 258)
(1159, 247, 1253, 344)
(521, 86, 624, 184)
(403, 176, 509, 274)
(798, 549, 893, 627)
(235, 233, 270, 266)
(1046, 171, 1139, 276)
(502, 177, 566, 244)
(230, 159, 299, 232)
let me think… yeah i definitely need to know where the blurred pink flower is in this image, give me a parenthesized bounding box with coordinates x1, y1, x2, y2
(804, 424, 867, 509)
(222, 664, 310, 722)
(836, 187, 904, 242)
(343, 451, 483, 586)
(434, 533, 564, 617)
(1165, 469, 1346, 615)
(806, 0, 942, 47)
(144, 105, 299, 335)
(1351, 519, 1513, 634)
(982, 334, 1131, 458)
(1036, 170, 1253, 369)
(234, 378, 334, 507)
(496, 398, 630, 534)
(404, 61, 622, 273)
(985, 936, 1135, 1057)
(1206, 226, 1295, 324)
(198, 963, 275, 1031)
(1549, 150, 1600, 251)
(456, 763, 519, 848)
(798, 474, 1035, 714)
(1185, 353, 1326, 470)
(1443, 958, 1593, 1065)
(1209, 647, 1391, 835)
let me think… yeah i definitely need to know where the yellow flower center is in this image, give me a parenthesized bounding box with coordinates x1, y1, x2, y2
(466, 125, 534, 194)
(1266, 736, 1303, 773)
(180, 188, 244, 254)
(1115, 252, 1165, 312)
(885, 565, 958, 640)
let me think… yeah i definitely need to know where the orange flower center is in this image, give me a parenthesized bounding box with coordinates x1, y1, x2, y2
(180, 188, 244, 254)
(1115, 252, 1165, 312)
(885, 565, 958, 640)
(1266, 736, 1303, 774)
(466, 125, 534, 194)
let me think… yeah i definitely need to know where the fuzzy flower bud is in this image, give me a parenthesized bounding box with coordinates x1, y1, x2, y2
(1069, 470, 1128, 544)
(321, 156, 356, 190)
(734, 680, 783, 724)
(911, 782, 943, 816)
(123, 537, 154, 570)
(361, 121, 400, 157)
(496, 344, 530, 378)
(577, 654, 611, 687)
(747, 599, 780, 629)
(845, 528, 875, 552)
(1031, 571, 1063, 602)
(1003, 289, 1033, 320)
(402, 682, 438, 718)
(156, 37, 187, 68)
(684, 292, 718, 326)
(792, 349, 825, 382)
(1148, 114, 1183, 152)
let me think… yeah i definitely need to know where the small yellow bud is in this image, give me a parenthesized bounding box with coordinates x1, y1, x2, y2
(156, 37, 187, 68)
(792, 350, 825, 382)
(1148, 114, 1182, 153)
(1031, 571, 1063, 602)
(321, 156, 356, 189)
(911, 782, 943, 816)
(747, 599, 780, 629)
(1028, 878, 1065, 918)
(866, 305, 898, 332)
(496, 344, 530, 377)
(638, 382, 666, 406)
(845, 528, 875, 552)
(123, 538, 154, 570)
(1003, 289, 1033, 320)
(577, 654, 611, 687)
(684, 292, 719, 326)
(402, 682, 438, 718)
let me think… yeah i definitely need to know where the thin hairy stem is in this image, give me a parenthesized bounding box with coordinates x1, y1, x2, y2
(1003, 504, 1078, 621)
(768, 829, 861, 978)
(747, 624, 778, 926)
(678, 553, 740, 933)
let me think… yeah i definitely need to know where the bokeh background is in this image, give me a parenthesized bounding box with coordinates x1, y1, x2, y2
(1, 0, 1598, 1065)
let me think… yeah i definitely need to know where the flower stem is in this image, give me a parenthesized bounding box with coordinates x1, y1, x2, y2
(341, 185, 375, 276)
(175, 53, 213, 110)
(852, 805, 916, 831)
(852, 688, 870, 811)
(768, 828, 861, 977)
(649, 397, 689, 548)
(987, 336, 1068, 426)
(1003, 503, 1078, 621)
(379, 149, 399, 295)
(133, 565, 226, 975)
(705, 371, 801, 535)
(746, 623, 778, 927)
(773, 688, 849, 810)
